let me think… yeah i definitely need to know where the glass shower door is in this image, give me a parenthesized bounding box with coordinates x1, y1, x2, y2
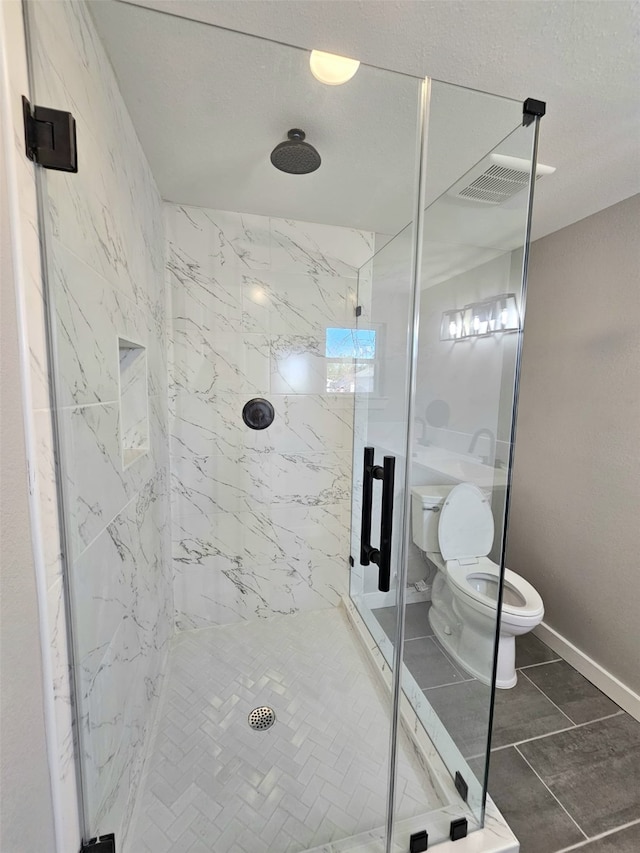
(350, 79, 541, 846)
(23, 1, 433, 851)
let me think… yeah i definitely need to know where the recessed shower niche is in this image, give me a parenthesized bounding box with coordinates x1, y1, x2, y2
(118, 338, 149, 468)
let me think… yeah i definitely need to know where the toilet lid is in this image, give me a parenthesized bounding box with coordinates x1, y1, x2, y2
(438, 482, 494, 560)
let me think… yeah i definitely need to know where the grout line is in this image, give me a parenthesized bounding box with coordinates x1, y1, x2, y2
(72, 481, 148, 561)
(427, 635, 472, 681)
(520, 668, 576, 726)
(514, 745, 588, 842)
(553, 818, 640, 852)
(421, 675, 476, 692)
(489, 710, 625, 753)
(517, 658, 562, 670)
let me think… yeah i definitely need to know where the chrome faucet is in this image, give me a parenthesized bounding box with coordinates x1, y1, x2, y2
(468, 428, 496, 466)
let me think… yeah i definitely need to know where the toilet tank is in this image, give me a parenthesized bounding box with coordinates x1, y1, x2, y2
(410, 485, 454, 551)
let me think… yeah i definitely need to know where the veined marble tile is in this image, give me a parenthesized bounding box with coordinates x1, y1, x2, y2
(171, 449, 350, 519)
(173, 557, 348, 630)
(171, 451, 351, 523)
(80, 615, 139, 830)
(72, 513, 136, 681)
(74, 472, 171, 832)
(45, 576, 81, 846)
(32, 12, 164, 301)
(31, 409, 65, 587)
(270, 334, 327, 395)
(171, 327, 269, 396)
(241, 270, 353, 336)
(144, 292, 169, 401)
(270, 217, 374, 277)
(168, 261, 242, 336)
(172, 502, 349, 573)
(268, 450, 352, 505)
(62, 402, 128, 555)
(171, 391, 353, 460)
(170, 451, 271, 519)
(244, 393, 354, 453)
(165, 204, 271, 272)
(171, 390, 243, 460)
(166, 205, 373, 632)
(53, 240, 147, 407)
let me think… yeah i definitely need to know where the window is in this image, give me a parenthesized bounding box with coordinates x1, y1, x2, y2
(325, 327, 379, 394)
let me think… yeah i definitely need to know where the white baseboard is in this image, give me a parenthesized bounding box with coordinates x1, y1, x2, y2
(534, 622, 640, 722)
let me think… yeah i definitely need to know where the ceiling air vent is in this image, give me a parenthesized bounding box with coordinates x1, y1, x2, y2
(450, 154, 556, 205)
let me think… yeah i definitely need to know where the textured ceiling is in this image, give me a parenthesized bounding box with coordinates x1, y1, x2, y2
(92, 0, 640, 242)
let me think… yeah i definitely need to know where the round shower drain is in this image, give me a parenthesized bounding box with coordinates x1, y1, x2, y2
(248, 706, 276, 731)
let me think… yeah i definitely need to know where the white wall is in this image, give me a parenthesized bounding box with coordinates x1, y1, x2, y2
(508, 194, 640, 696)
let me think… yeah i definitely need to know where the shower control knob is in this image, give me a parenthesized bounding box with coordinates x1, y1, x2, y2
(242, 398, 275, 430)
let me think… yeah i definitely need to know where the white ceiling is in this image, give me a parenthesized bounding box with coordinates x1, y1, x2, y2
(91, 0, 640, 244)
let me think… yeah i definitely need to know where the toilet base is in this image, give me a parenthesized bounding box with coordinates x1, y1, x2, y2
(429, 607, 519, 689)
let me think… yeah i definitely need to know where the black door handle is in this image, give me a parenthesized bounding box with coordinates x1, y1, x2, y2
(377, 455, 395, 592)
(360, 447, 375, 566)
(359, 447, 396, 592)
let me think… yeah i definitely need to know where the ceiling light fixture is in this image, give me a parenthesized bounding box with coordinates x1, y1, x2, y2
(309, 50, 360, 85)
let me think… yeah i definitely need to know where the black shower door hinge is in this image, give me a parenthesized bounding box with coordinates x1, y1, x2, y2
(449, 818, 468, 841)
(80, 833, 115, 853)
(454, 770, 468, 802)
(22, 96, 78, 172)
(522, 97, 546, 126)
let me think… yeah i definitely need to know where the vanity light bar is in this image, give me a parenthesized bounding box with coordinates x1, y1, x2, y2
(440, 293, 520, 341)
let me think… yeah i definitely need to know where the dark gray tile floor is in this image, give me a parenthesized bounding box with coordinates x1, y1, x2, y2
(402, 636, 469, 689)
(374, 601, 434, 642)
(519, 714, 640, 837)
(371, 604, 640, 853)
(469, 747, 585, 853)
(570, 822, 640, 853)
(523, 659, 620, 725)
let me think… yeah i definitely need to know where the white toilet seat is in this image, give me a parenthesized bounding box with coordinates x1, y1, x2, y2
(446, 558, 544, 621)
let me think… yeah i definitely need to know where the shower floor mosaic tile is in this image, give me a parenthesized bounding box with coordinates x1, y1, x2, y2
(126, 607, 442, 853)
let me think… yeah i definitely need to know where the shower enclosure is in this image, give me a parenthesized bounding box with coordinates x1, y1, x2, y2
(23, 1, 542, 850)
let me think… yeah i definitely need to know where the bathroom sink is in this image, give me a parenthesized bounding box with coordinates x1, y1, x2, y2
(410, 446, 508, 488)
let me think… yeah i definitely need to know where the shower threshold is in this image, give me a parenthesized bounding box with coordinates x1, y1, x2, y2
(125, 606, 443, 853)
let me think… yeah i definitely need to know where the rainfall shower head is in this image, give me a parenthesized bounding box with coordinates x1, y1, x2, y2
(270, 129, 321, 174)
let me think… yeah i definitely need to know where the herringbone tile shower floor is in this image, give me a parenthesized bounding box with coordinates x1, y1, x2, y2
(127, 607, 442, 852)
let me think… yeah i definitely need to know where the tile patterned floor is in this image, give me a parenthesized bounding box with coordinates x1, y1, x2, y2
(373, 602, 640, 853)
(127, 607, 441, 853)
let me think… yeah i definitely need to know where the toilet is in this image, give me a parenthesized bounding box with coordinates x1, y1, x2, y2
(411, 482, 544, 688)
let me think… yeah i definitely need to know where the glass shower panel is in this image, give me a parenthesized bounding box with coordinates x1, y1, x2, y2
(24, 0, 428, 850)
(351, 77, 539, 844)
(403, 83, 539, 826)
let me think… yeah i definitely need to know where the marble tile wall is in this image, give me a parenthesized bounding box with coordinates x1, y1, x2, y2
(26, 0, 173, 846)
(165, 205, 374, 630)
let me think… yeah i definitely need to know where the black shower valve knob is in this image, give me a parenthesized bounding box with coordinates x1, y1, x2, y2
(242, 398, 275, 430)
